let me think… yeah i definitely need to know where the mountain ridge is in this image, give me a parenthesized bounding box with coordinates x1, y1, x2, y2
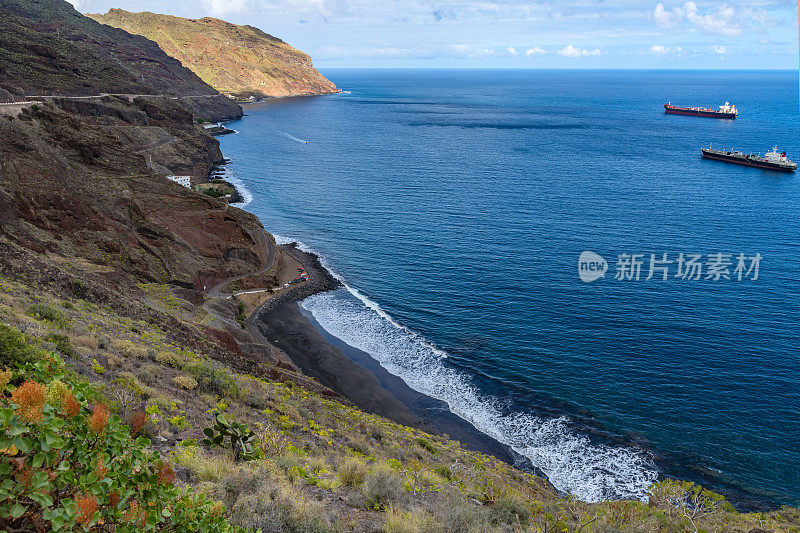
(88, 9, 339, 99)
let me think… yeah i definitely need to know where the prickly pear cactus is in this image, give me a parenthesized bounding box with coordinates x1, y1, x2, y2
(201, 411, 258, 461)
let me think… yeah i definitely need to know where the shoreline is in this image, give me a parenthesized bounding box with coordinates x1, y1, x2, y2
(250, 244, 783, 511)
(218, 120, 785, 513)
(248, 243, 550, 483)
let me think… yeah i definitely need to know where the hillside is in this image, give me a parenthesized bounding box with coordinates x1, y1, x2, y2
(1, 2, 800, 532)
(0, 0, 241, 120)
(88, 9, 338, 99)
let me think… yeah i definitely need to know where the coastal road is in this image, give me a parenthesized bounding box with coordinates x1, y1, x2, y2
(205, 232, 276, 300)
(24, 93, 224, 103)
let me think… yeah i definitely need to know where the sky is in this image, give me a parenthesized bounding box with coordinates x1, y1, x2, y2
(68, 0, 799, 69)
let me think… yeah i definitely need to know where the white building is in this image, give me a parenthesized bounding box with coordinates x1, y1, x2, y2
(166, 175, 191, 188)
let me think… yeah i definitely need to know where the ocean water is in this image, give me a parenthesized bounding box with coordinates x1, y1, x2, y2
(219, 70, 800, 507)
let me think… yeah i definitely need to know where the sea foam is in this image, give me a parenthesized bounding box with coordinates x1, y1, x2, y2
(216, 167, 253, 207)
(299, 282, 659, 502)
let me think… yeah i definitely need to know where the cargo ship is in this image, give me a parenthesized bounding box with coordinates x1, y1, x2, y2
(664, 101, 738, 119)
(701, 146, 796, 172)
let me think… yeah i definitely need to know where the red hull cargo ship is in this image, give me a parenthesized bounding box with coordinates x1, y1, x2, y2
(664, 102, 738, 119)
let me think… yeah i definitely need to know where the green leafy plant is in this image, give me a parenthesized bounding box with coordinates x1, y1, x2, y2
(0, 351, 241, 532)
(202, 411, 258, 462)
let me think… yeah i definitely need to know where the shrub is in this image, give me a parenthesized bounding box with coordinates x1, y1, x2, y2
(43, 333, 74, 358)
(488, 493, 531, 526)
(112, 339, 147, 359)
(0, 324, 44, 367)
(363, 466, 405, 510)
(106, 378, 142, 418)
(337, 456, 367, 487)
(137, 364, 161, 385)
(0, 352, 242, 532)
(26, 303, 69, 328)
(184, 361, 239, 397)
(384, 505, 431, 533)
(173, 375, 198, 390)
(228, 487, 332, 533)
(172, 446, 235, 482)
(168, 415, 190, 431)
(156, 350, 184, 368)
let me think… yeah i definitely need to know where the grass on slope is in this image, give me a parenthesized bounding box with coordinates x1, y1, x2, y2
(1, 275, 799, 532)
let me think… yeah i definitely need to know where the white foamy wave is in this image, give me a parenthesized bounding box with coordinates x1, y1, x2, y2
(225, 173, 253, 207)
(270, 237, 350, 286)
(300, 289, 659, 502)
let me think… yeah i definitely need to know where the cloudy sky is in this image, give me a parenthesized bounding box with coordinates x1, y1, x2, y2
(69, 0, 798, 68)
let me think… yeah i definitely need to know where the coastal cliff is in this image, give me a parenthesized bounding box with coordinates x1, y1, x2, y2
(0, 0, 242, 121)
(88, 9, 339, 99)
(1, 1, 799, 531)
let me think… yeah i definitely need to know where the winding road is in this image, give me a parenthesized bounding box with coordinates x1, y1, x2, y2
(206, 233, 276, 300)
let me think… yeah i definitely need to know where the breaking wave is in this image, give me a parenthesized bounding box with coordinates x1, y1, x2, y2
(280, 237, 658, 502)
(217, 167, 253, 207)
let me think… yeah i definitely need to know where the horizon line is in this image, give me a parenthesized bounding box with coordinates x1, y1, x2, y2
(317, 67, 799, 72)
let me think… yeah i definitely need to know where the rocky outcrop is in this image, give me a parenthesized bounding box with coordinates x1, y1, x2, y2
(0, 97, 260, 289)
(88, 9, 338, 98)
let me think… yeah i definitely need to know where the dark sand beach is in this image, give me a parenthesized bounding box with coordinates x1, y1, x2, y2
(251, 244, 542, 476)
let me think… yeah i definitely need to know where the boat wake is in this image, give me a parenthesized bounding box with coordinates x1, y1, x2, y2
(275, 236, 659, 502)
(276, 130, 309, 144)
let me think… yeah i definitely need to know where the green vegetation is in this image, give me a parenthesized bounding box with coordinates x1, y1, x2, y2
(203, 187, 228, 199)
(0, 278, 798, 532)
(0, 351, 240, 532)
(0, 324, 44, 367)
(203, 412, 259, 462)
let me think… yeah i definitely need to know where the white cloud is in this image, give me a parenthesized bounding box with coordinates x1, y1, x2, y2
(201, 0, 248, 16)
(650, 44, 668, 53)
(446, 44, 494, 58)
(525, 47, 546, 56)
(66, 0, 85, 8)
(713, 44, 727, 54)
(506, 46, 518, 56)
(653, 2, 747, 37)
(558, 45, 601, 58)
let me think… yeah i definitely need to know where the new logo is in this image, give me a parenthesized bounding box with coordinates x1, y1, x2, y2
(578, 251, 607, 283)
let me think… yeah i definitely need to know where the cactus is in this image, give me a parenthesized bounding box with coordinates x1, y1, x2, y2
(202, 411, 258, 461)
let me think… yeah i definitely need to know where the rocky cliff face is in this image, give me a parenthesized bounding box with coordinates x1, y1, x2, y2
(88, 9, 338, 98)
(0, 98, 261, 290)
(0, 0, 242, 121)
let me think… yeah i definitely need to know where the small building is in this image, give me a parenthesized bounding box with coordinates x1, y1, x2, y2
(166, 175, 191, 188)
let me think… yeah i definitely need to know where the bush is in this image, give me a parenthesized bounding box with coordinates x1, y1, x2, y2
(136, 364, 161, 386)
(0, 351, 242, 532)
(44, 333, 75, 358)
(173, 375, 198, 390)
(363, 467, 405, 510)
(183, 361, 239, 398)
(112, 339, 147, 359)
(488, 493, 531, 526)
(384, 505, 430, 533)
(172, 446, 235, 482)
(337, 456, 367, 487)
(26, 304, 69, 328)
(156, 350, 184, 368)
(0, 324, 44, 367)
(228, 487, 332, 533)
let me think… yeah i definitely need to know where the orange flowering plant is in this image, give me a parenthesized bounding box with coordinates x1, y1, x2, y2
(0, 350, 242, 532)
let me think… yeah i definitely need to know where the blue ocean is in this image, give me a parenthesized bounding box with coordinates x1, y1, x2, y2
(219, 70, 800, 508)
